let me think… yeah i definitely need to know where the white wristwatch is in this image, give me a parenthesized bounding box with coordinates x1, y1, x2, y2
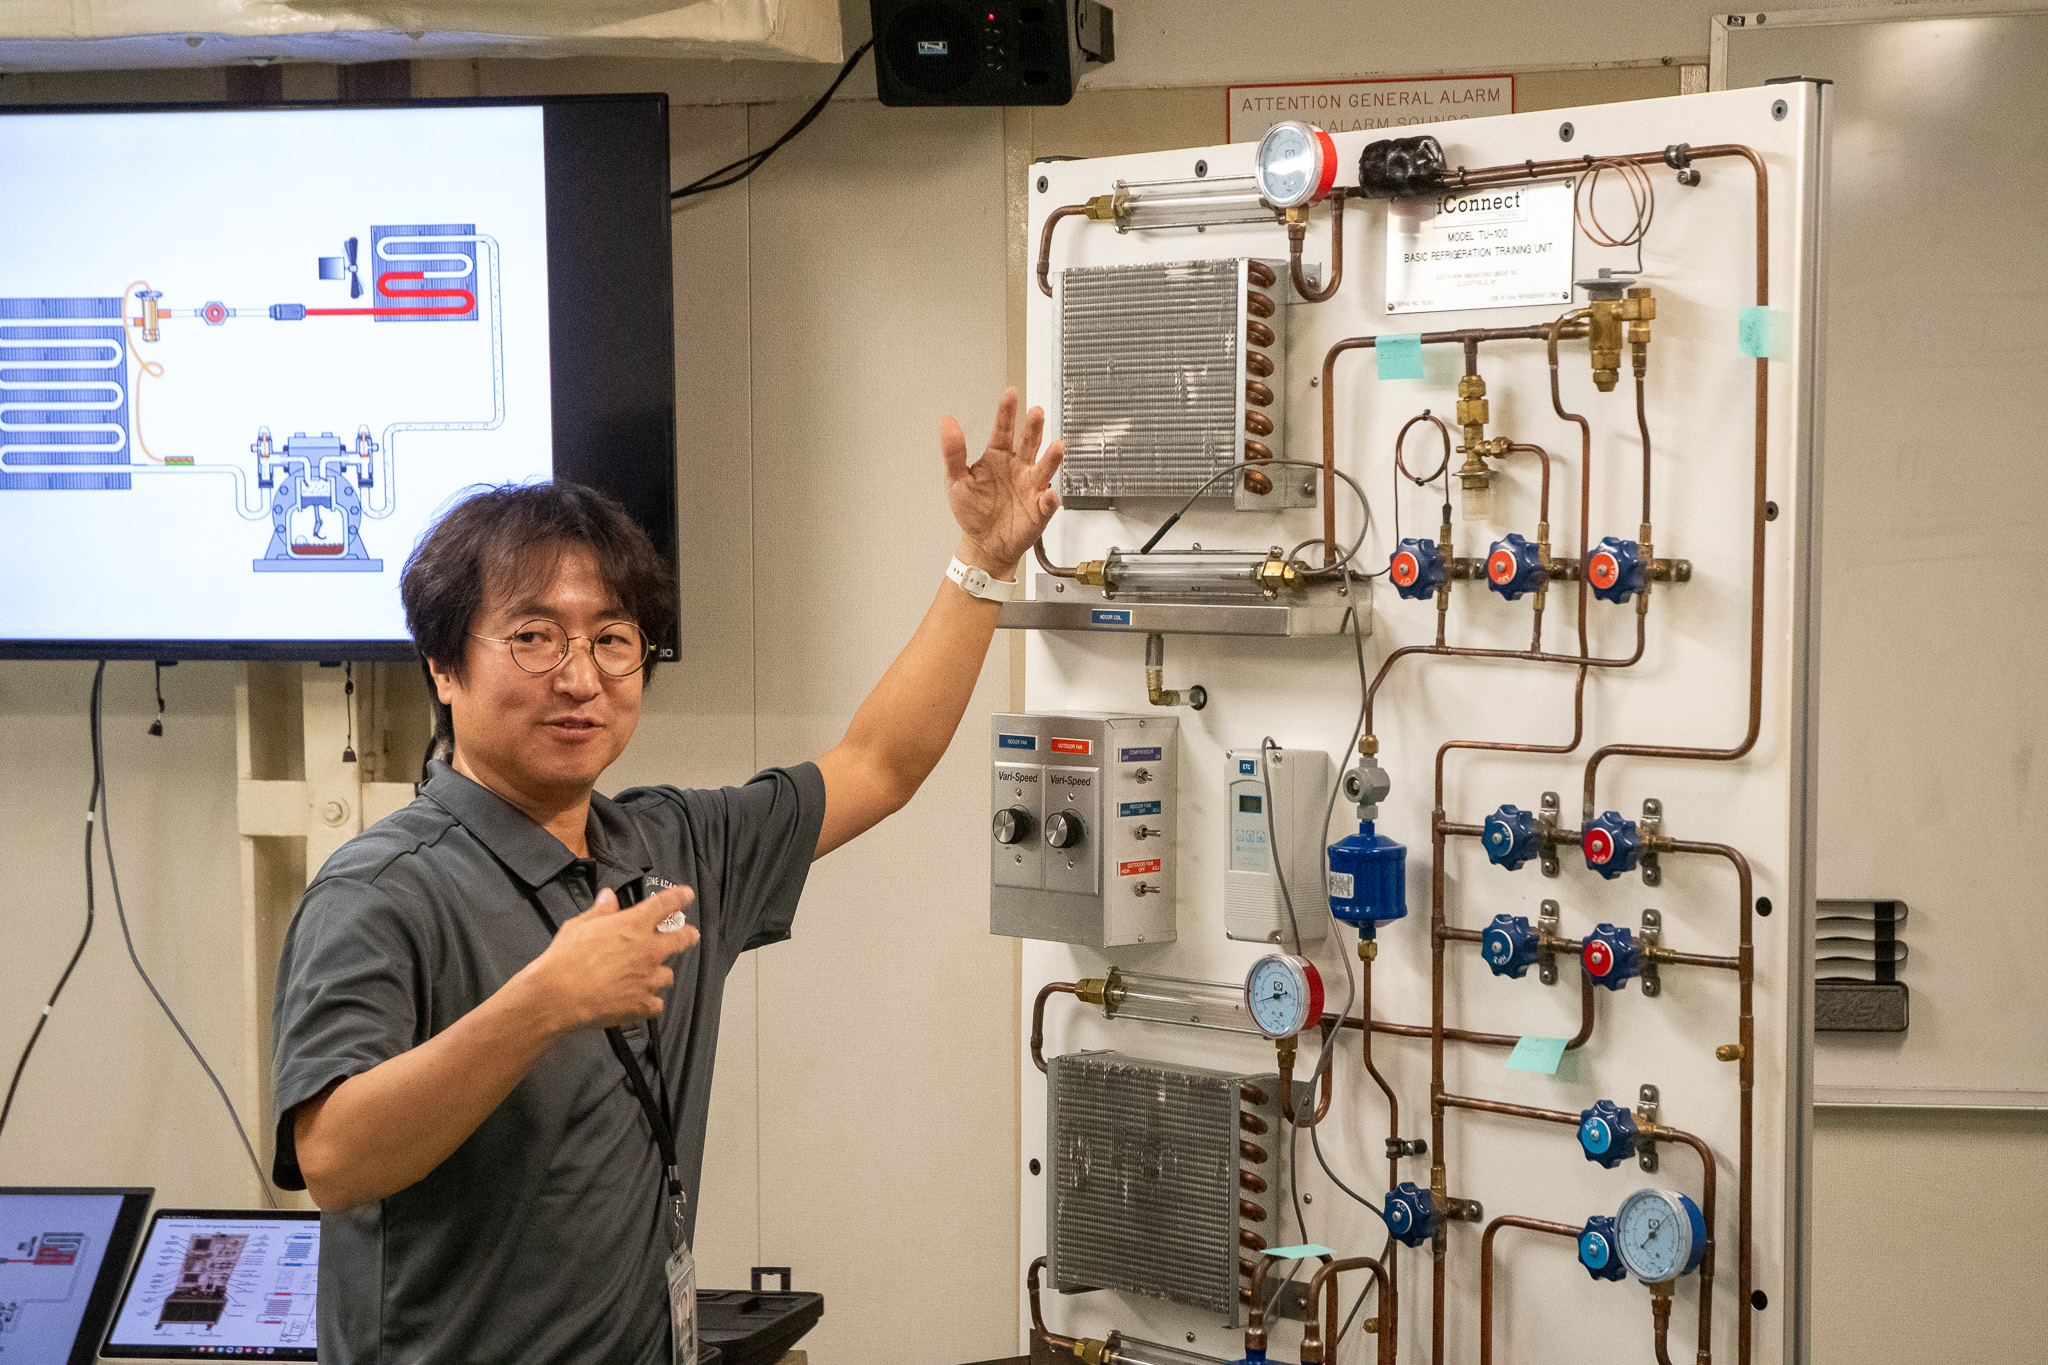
(947, 555, 1018, 603)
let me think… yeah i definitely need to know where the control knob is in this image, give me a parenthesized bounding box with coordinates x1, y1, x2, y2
(1481, 803, 1541, 871)
(1581, 810, 1642, 879)
(1384, 1181, 1440, 1248)
(1044, 811, 1086, 850)
(1587, 536, 1648, 605)
(991, 807, 1034, 846)
(1578, 1215, 1629, 1282)
(1485, 533, 1545, 601)
(1577, 1100, 1640, 1168)
(1581, 924, 1642, 991)
(1388, 537, 1446, 601)
(1480, 914, 1540, 980)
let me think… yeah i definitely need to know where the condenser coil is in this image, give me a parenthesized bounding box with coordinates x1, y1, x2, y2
(1053, 258, 1304, 513)
(1047, 1050, 1281, 1325)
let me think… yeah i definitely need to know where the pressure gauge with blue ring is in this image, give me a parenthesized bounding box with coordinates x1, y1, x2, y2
(1614, 1187, 1706, 1283)
(1244, 953, 1326, 1040)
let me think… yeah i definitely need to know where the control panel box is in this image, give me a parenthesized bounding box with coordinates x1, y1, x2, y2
(990, 713, 1178, 947)
(1224, 747, 1333, 944)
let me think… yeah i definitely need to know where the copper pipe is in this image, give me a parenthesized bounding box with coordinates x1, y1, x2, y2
(1477, 1216, 1578, 1365)
(1276, 1031, 1335, 1126)
(1637, 372, 1654, 526)
(1245, 438, 1275, 463)
(1663, 837, 1756, 1365)
(1240, 1169, 1269, 1195)
(1439, 1091, 1576, 1127)
(1360, 952, 1401, 1358)
(1241, 1081, 1270, 1106)
(1655, 1290, 1677, 1365)
(1247, 378, 1275, 407)
(1246, 289, 1276, 319)
(1247, 260, 1278, 288)
(1430, 810, 1447, 1365)
(1506, 442, 1552, 527)
(1240, 1199, 1269, 1224)
(1241, 1229, 1269, 1251)
(1289, 189, 1362, 304)
(1240, 1140, 1270, 1165)
(1246, 1250, 1331, 1354)
(1246, 350, 1275, 378)
(1036, 203, 1089, 297)
(1575, 147, 1769, 824)
(1034, 538, 1078, 580)
(1243, 469, 1274, 496)
(1240, 1110, 1270, 1136)
(1331, 973, 1597, 1053)
(1027, 1255, 1078, 1353)
(1300, 1255, 1392, 1365)
(1030, 981, 1076, 1072)
(1247, 410, 1275, 437)
(1319, 320, 1584, 568)
(1248, 318, 1276, 348)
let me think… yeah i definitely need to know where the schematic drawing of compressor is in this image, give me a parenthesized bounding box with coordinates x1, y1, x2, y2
(0, 221, 504, 574)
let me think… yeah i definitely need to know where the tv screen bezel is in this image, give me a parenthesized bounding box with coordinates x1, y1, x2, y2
(0, 93, 679, 664)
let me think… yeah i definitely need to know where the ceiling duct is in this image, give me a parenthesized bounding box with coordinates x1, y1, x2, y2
(0, 0, 844, 71)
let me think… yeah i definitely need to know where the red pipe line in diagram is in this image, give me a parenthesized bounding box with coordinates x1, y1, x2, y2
(304, 271, 475, 318)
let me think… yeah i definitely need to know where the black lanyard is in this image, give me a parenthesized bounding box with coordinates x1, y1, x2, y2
(484, 850, 685, 1219)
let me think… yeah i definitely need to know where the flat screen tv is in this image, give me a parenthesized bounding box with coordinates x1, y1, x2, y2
(0, 94, 676, 661)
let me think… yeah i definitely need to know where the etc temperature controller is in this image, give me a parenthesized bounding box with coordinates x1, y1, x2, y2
(989, 713, 1179, 948)
(1224, 747, 1333, 945)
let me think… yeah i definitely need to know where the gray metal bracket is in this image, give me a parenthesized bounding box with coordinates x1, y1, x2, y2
(1636, 1083, 1660, 1173)
(1640, 797, 1663, 887)
(1539, 791, 1562, 878)
(1538, 899, 1562, 986)
(1640, 908, 1663, 998)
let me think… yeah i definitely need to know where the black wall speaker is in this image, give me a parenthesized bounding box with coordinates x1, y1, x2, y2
(871, 0, 1113, 107)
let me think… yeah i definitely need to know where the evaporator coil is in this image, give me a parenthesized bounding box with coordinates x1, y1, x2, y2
(1046, 1050, 1281, 1325)
(1053, 257, 1305, 513)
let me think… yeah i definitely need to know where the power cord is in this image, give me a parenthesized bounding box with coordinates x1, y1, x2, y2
(671, 39, 875, 202)
(0, 663, 107, 1146)
(93, 663, 277, 1206)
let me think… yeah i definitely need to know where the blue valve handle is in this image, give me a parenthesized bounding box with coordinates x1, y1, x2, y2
(1578, 1215, 1629, 1282)
(1582, 810, 1642, 879)
(1587, 536, 1648, 604)
(1388, 537, 1446, 601)
(1384, 1181, 1440, 1247)
(1485, 533, 1545, 601)
(1480, 914, 1540, 980)
(1577, 1099, 1640, 1168)
(1581, 923, 1642, 990)
(1481, 803, 1541, 871)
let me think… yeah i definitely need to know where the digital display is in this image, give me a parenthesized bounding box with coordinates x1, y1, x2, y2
(0, 94, 679, 662)
(104, 1212, 320, 1360)
(0, 1189, 132, 1363)
(1238, 794, 1263, 814)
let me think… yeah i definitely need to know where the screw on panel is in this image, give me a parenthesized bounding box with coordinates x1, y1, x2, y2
(1636, 1083, 1661, 1173)
(1772, 98, 1788, 120)
(1765, 501, 1780, 521)
(1037, 175, 1049, 192)
(1559, 121, 1575, 142)
(1639, 908, 1663, 998)
(1538, 899, 1561, 986)
(1195, 159, 1209, 177)
(1676, 167, 1701, 187)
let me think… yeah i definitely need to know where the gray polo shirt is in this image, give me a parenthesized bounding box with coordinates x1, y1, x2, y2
(270, 758, 825, 1365)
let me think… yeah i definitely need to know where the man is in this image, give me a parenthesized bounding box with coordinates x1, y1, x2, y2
(270, 390, 1062, 1363)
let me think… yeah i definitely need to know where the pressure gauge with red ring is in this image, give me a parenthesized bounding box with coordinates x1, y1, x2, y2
(1254, 120, 1339, 210)
(1245, 952, 1326, 1039)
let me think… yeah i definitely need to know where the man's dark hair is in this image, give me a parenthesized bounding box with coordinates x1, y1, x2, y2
(400, 481, 678, 771)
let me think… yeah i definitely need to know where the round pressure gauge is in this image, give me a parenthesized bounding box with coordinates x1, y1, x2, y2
(1244, 953, 1326, 1039)
(1613, 1188, 1707, 1283)
(1254, 120, 1339, 210)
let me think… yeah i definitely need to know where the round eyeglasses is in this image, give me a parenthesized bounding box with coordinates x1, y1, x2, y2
(469, 619, 653, 678)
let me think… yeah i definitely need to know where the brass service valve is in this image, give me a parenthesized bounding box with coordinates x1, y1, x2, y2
(1624, 286, 1656, 378)
(1255, 552, 1303, 598)
(1453, 373, 1511, 519)
(1578, 272, 1655, 392)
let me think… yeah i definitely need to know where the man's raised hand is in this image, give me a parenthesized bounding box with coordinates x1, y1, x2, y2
(940, 386, 1065, 574)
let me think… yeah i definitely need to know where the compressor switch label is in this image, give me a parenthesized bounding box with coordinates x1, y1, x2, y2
(1119, 746, 1163, 763)
(1119, 859, 1162, 877)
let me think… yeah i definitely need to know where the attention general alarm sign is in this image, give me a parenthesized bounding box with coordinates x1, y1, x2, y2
(1227, 75, 1515, 145)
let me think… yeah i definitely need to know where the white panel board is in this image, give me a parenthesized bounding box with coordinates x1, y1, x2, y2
(1019, 87, 1819, 1365)
(1722, 8, 2048, 1111)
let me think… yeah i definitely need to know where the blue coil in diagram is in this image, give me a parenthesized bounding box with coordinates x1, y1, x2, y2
(0, 298, 131, 490)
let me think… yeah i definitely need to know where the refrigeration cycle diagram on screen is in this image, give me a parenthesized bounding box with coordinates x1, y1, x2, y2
(0, 223, 504, 573)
